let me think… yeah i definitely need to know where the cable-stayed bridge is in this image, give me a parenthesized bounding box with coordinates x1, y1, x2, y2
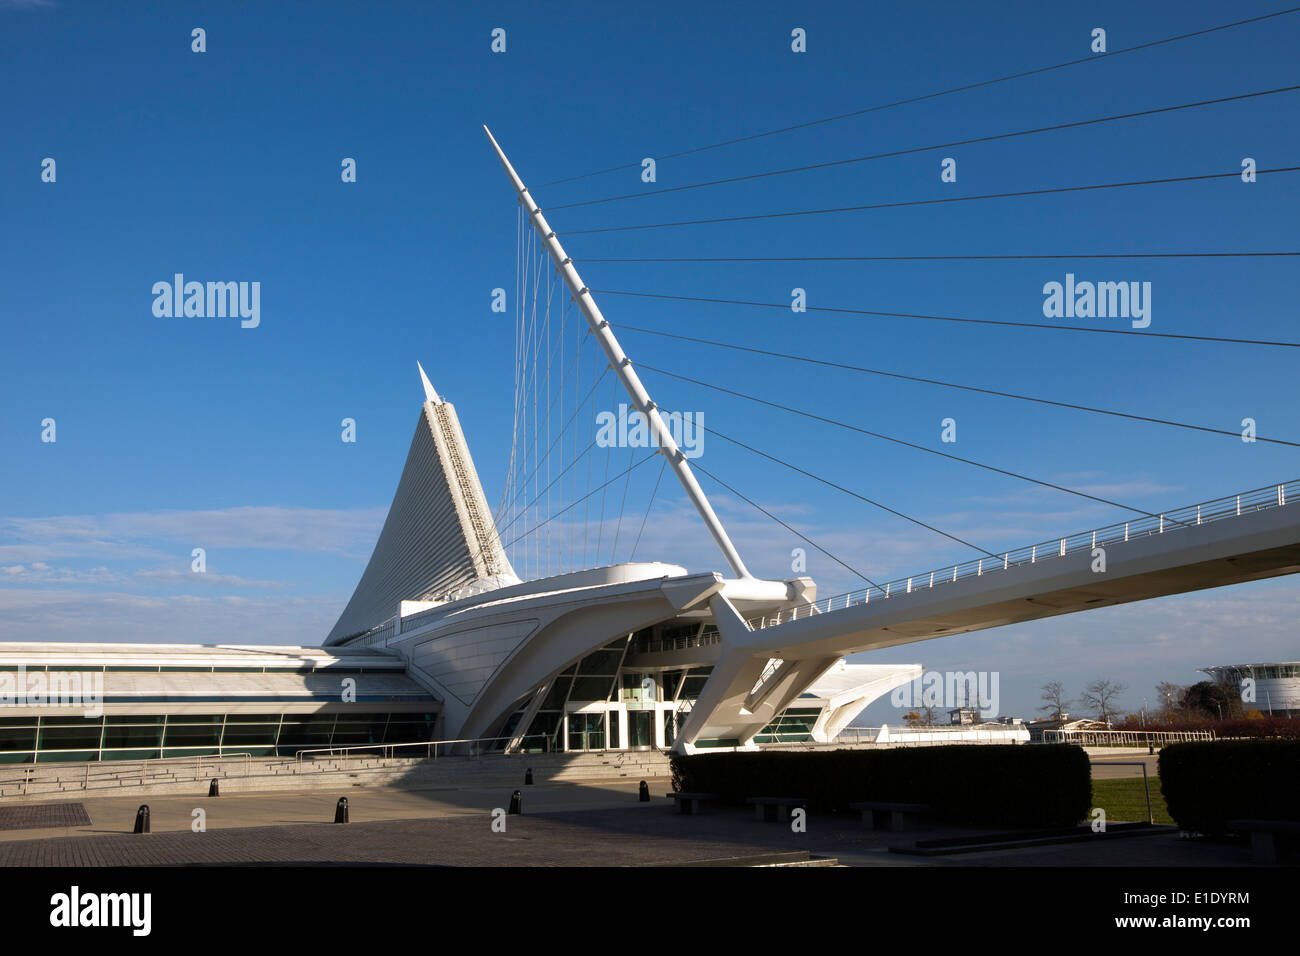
(326, 11, 1300, 752)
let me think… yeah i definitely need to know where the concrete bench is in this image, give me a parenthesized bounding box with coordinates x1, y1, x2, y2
(851, 801, 930, 832)
(1229, 819, 1300, 864)
(668, 792, 719, 815)
(745, 796, 807, 823)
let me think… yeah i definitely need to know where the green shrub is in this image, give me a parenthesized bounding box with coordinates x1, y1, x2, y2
(1159, 739, 1300, 835)
(670, 744, 1091, 827)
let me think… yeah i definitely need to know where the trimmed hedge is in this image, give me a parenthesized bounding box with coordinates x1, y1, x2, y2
(671, 744, 1091, 827)
(1159, 739, 1300, 835)
(1117, 717, 1300, 739)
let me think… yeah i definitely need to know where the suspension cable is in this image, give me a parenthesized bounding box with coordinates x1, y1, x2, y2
(551, 85, 1300, 210)
(536, 6, 1300, 187)
(690, 460, 878, 586)
(566, 167, 1300, 236)
(616, 324, 1300, 448)
(592, 289, 1300, 349)
(637, 361, 1190, 521)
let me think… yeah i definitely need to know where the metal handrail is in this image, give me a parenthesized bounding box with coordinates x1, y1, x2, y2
(293, 733, 553, 762)
(749, 479, 1297, 630)
(0, 751, 257, 795)
(629, 631, 722, 655)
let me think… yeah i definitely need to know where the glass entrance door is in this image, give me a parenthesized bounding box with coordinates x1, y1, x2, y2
(628, 710, 654, 750)
(566, 713, 606, 751)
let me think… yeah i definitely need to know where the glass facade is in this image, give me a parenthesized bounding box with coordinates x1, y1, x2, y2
(753, 707, 821, 744)
(0, 712, 437, 764)
(522, 638, 627, 751)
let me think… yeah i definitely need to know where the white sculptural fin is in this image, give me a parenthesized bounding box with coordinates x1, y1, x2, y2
(417, 361, 441, 405)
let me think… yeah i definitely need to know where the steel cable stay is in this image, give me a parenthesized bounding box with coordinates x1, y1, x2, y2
(616, 324, 1300, 449)
(591, 288, 1300, 349)
(497, 451, 663, 557)
(609, 442, 638, 565)
(578, 252, 1300, 264)
(550, 84, 1300, 211)
(699, 428, 1002, 560)
(637, 361, 1193, 527)
(594, 374, 619, 563)
(496, 206, 532, 529)
(535, 5, 1300, 188)
(503, 216, 611, 576)
(565, 166, 1300, 236)
(689, 459, 879, 587)
(630, 457, 669, 561)
(502, 290, 592, 527)
(473, 435, 605, 578)
(499, 365, 611, 554)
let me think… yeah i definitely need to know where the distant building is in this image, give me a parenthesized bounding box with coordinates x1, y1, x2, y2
(948, 707, 980, 725)
(1025, 715, 1108, 743)
(1199, 662, 1300, 717)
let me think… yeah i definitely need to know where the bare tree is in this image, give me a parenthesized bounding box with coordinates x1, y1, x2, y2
(1039, 681, 1071, 721)
(1155, 681, 1186, 722)
(1209, 672, 1246, 719)
(1080, 679, 1127, 726)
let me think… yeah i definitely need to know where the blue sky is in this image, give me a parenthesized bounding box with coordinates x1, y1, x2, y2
(1, 0, 1297, 722)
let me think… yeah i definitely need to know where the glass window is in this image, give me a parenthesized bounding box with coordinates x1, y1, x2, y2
(332, 714, 390, 745)
(277, 715, 337, 747)
(570, 676, 616, 701)
(163, 721, 223, 748)
(102, 724, 164, 750)
(38, 722, 104, 752)
(223, 713, 284, 724)
(383, 716, 435, 743)
(541, 677, 572, 710)
(578, 649, 623, 675)
(521, 712, 560, 752)
(0, 727, 37, 752)
(220, 723, 281, 747)
(621, 674, 657, 702)
(101, 749, 162, 761)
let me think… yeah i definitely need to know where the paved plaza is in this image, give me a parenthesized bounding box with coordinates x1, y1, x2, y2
(0, 775, 1267, 868)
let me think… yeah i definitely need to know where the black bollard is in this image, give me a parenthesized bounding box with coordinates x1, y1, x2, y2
(1148, 742, 1155, 755)
(508, 790, 522, 815)
(133, 804, 150, 834)
(638, 779, 650, 802)
(334, 796, 349, 824)
(208, 777, 220, 797)
(525, 767, 534, 786)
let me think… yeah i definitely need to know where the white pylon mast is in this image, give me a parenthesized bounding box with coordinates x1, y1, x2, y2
(484, 125, 752, 579)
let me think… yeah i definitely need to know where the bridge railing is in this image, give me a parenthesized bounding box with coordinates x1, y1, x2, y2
(1042, 728, 1215, 746)
(748, 479, 1297, 631)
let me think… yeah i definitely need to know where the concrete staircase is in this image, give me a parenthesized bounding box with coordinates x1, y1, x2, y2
(0, 749, 673, 801)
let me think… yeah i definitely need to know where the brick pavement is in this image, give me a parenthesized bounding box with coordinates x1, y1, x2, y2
(0, 799, 1265, 868)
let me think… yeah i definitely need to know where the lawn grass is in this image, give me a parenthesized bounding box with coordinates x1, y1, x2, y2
(1091, 776, 1174, 825)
